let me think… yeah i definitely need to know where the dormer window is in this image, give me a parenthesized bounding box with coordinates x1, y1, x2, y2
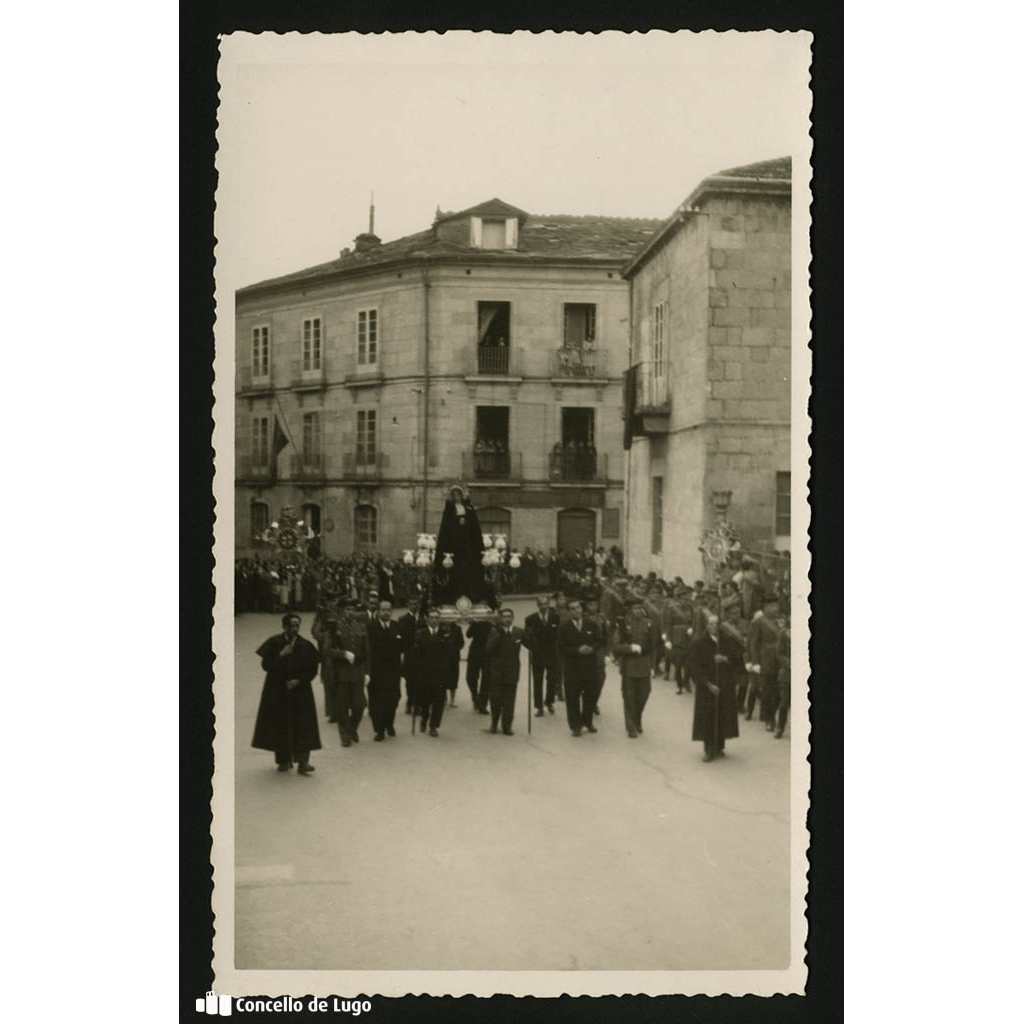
(470, 216, 519, 249)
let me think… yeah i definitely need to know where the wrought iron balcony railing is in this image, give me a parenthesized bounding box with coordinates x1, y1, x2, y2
(342, 451, 390, 477)
(237, 455, 274, 481)
(550, 346, 607, 379)
(290, 452, 326, 480)
(462, 449, 522, 481)
(239, 365, 274, 393)
(549, 447, 607, 483)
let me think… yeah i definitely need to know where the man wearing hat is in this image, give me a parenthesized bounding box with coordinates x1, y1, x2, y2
(323, 599, 370, 747)
(611, 596, 658, 738)
(745, 597, 782, 730)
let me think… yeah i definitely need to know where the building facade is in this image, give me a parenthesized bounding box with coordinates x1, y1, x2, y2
(235, 199, 660, 559)
(622, 158, 793, 582)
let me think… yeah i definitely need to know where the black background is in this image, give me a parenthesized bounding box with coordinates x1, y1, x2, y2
(180, 2, 842, 1020)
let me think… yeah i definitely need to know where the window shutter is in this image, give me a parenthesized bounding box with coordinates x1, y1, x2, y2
(470, 217, 483, 248)
(504, 217, 518, 249)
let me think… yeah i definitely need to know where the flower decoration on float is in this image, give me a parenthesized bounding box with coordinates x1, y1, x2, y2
(402, 549, 415, 566)
(442, 552, 454, 570)
(482, 533, 493, 549)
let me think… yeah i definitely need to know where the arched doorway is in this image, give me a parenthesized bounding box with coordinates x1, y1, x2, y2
(557, 507, 596, 553)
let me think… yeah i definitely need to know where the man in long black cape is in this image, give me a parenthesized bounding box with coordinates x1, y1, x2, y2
(433, 485, 487, 605)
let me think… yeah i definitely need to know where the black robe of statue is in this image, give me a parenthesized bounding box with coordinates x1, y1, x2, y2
(433, 497, 486, 604)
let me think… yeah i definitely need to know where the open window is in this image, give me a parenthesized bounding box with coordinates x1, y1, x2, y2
(473, 406, 510, 478)
(477, 301, 511, 373)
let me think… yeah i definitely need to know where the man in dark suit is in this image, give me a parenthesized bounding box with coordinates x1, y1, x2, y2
(465, 619, 493, 713)
(395, 606, 419, 713)
(412, 607, 460, 737)
(558, 598, 600, 737)
(523, 596, 561, 716)
(745, 597, 782, 729)
(367, 600, 405, 741)
(484, 607, 525, 735)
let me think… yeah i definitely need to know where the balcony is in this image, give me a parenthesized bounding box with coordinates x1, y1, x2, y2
(462, 448, 522, 482)
(291, 452, 326, 482)
(342, 452, 390, 478)
(467, 345, 521, 379)
(635, 362, 670, 411)
(550, 346, 608, 380)
(237, 455, 274, 482)
(290, 359, 326, 391)
(549, 446, 607, 484)
(238, 366, 274, 395)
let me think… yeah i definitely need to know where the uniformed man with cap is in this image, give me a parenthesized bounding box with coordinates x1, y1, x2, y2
(323, 599, 370, 747)
(611, 595, 658, 738)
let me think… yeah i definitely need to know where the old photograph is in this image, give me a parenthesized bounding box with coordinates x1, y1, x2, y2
(212, 29, 812, 997)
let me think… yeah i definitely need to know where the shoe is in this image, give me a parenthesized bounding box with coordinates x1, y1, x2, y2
(765, 722, 774, 732)
(586, 725, 597, 734)
(328, 716, 338, 723)
(535, 709, 544, 717)
(351, 732, 360, 743)
(676, 688, 682, 695)
(775, 730, 785, 739)
(386, 726, 396, 737)
(744, 711, 753, 721)
(571, 728, 581, 737)
(405, 706, 412, 715)
(702, 752, 714, 762)
(297, 763, 315, 775)
(373, 733, 384, 742)
(593, 706, 600, 716)
(546, 704, 555, 714)
(503, 728, 514, 736)
(277, 764, 290, 772)
(637, 726, 643, 734)
(429, 727, 439, 737)
(449, 701, 457, 708)
(489, 726, 498, 734)
(420, 719, 427, 733)
(341, 739, 351, 748)
(627, 730, 638, 739)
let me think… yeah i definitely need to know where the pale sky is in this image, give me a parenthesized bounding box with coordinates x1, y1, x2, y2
(217, 31, 811, 289)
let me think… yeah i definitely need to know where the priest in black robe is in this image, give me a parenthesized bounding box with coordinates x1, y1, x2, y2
(433, 485, 487, 605)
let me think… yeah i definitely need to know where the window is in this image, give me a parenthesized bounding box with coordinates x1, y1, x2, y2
(302, 412, 321, 460)
(472, 216, 518, 249)
(602, 508, 620, 539)
(356, 409, 377, 465)
(251, 416, 269, 464)
(477, 506, 512, 545)
(563, 303, 597, 347)
(302, 317, 322, 371)
(477, 301, 511, 373)
(652, 301, 667, 377)
(252, 325, 270, 377)
(251, 501, 269, 541)
(775, 471, 791, 536)
(355, 505, 378, 547)
(357, 309, 378, 365)
(473, 406, 510, 478)
(651, 476, 663, 554)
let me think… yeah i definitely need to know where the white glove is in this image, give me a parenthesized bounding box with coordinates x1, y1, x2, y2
(343, 650, 355, 664)
(686, 628, 693, 636)
(664, 641, 673, 651)
(745, 662, 754, 673)
(752, 664, 761, 674)
(630, 643, 642, 654)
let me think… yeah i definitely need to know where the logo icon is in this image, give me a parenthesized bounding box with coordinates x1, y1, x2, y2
(195, 992, 232, 1016)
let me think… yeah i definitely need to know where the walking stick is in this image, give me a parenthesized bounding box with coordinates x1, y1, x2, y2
(527, 655, 533, 736)
(713, 653, 720, 759)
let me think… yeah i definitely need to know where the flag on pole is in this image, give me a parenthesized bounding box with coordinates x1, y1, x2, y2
(270, 416, 289, 483)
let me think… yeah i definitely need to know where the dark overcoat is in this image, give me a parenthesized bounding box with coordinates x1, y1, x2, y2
(367, 618, 405, 684)
(523, 609, 561, 666)
(412, 625, 460, 701)
(252, 633, 322, 753)
(689, 631, 743, 744)
(485, 626, 525, 687)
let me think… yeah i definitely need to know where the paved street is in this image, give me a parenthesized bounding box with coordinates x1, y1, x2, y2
(233, 597, 791, 971)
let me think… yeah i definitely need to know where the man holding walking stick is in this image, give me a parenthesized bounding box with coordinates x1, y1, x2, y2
(252, 613, 321, 774)
(689, 613, 742, 763)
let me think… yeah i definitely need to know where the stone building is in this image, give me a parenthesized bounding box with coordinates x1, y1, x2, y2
(621, 157, 792, 582)
(235, 199, 660, 558)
